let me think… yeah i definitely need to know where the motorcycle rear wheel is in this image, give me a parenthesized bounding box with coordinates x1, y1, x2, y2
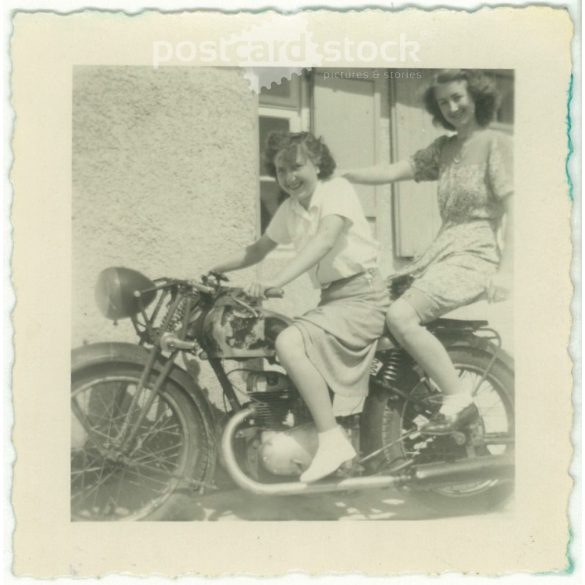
(363, 346, 514, 515)
(71, 362, 212, 521)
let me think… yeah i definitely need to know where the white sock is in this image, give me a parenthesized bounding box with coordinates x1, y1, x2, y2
(439, 393, 473, 416)
(318, 425, 348, 447)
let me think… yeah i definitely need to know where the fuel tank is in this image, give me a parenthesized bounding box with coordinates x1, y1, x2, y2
(201, 296, 292, 358)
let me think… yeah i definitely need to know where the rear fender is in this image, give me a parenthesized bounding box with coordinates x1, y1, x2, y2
(367, 330, 514, 409)
(433, 331, 514, 374)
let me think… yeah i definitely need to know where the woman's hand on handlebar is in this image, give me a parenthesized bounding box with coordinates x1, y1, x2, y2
(243, 280, 272, 299)
(243, 280, 284, 299)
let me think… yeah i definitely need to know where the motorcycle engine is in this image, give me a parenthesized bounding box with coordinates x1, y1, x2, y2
(241, 370, 315, 477)
(257, 425, 318, 476)
(242, 370, 359, 478)
(244, 370, 310, 427)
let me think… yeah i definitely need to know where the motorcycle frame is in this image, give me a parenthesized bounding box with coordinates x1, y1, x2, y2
(120, 282, 509, 455)
(74, 276, 514, 511)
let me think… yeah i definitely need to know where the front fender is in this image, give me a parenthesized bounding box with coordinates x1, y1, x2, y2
(72, 342, 218, 437)
(72, 341, 152, 373)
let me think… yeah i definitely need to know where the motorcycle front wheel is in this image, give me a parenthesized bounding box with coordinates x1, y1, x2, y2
(71, 362, 212, 521)
(363, 345, 514, 515)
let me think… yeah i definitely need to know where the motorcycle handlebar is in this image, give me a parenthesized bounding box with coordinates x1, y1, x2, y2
(264, 288, 284, 299)
(189, 281, 216, 294)
(186, 279, 285, 299)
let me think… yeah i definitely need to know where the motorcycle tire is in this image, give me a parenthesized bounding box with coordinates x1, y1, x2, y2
(362, 345, 514, 515)
(71, 362, 213, 521)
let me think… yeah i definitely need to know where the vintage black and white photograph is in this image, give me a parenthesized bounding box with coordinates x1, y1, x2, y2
(71, 66, 515, 522)
(10, 6, 574, 577)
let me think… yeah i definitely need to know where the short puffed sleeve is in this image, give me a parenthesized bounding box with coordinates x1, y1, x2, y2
(265, 200, 292, 245)
(409, 136, 448, 182)
(318, 178, 361, 226)
(487, 133, 514, 199)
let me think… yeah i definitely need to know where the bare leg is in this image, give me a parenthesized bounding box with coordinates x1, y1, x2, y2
(386, 298, 464, 396)
(386, 298, 480, 433)
(275, 326, 336, 432)
(275, 326, 355, 482)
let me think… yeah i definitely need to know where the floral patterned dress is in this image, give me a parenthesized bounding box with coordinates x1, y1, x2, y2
(393, 129, 514, 321)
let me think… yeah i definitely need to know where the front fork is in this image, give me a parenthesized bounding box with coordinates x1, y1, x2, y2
(113, 346, 178, 452)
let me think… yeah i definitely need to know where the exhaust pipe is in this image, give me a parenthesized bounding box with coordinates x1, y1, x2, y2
(413, 455, 514, 486)
(221, 407, 514, 496)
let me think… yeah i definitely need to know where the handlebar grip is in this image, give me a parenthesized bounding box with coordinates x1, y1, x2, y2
(190, 281, 215, 294)
(264, 287, 284, 299)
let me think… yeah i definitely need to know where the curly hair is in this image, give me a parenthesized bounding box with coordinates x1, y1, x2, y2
(422, 69, 501, 131)
(262, 131, 336, 180)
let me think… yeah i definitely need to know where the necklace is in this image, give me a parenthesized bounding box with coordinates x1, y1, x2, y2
(452, 127, 483, 164)
(453, 136, 471, 165)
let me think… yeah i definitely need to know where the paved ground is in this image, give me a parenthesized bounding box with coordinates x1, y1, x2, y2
(170, 469, 513, 521)
(185, 488, 440, 521)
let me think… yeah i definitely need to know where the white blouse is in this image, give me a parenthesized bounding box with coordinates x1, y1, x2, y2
(265, 177, 380, 288)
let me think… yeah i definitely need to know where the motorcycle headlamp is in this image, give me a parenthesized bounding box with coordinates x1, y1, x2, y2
(95, 266, 156, 320)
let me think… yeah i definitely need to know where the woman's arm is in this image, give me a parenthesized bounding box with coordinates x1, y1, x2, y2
(210, 234, 278, 274)
(244, 215, 346, 297)
(487, 195, 514, 302)
(273, 215, 346, 287)
(342, 160, 415, 185)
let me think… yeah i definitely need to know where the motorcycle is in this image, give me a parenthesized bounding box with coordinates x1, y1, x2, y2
(71, 267, 514, 521)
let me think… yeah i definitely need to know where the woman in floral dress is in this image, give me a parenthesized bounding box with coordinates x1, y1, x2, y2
(344, 69, 513, 433)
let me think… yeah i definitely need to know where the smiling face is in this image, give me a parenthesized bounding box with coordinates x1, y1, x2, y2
(274, 146, 320, 206)
(434, 80, 478, 131)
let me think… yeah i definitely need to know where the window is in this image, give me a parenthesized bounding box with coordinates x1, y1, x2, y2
(490, 70, 514, 133)
(257, 71, 309, 233)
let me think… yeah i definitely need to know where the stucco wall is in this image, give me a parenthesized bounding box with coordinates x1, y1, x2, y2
(73, 66, 259, 347)
(72, 66, 265, 404)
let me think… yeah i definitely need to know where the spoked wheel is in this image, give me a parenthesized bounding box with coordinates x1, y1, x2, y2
(363, 346, 514, 514)
(71, 363, 212, 521)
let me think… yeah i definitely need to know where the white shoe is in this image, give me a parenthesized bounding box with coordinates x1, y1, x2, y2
(300, 426, 356, 483)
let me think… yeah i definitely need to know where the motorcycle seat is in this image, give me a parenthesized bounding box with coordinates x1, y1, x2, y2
(426, 318, 489, 331)
(378, 318, 489, 351)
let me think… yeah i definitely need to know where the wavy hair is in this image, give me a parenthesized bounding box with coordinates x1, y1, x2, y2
(423, 69, 501, 130)
(262, 131, 336, 180)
